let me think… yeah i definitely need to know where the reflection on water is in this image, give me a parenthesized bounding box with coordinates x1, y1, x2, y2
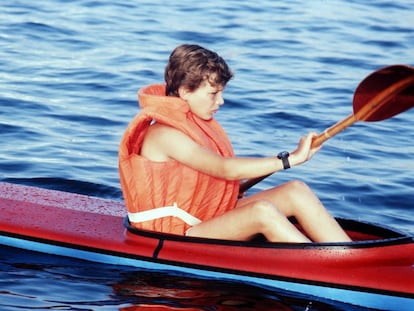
(114, 271, 369, 311)
(115, 271, 296, 311)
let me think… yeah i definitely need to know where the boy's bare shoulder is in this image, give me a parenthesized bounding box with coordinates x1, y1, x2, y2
(141, 123, 193, 161)
(145, 122, 183, 140)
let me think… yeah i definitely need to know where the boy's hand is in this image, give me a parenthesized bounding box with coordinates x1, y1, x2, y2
(290, 132, 322, 166)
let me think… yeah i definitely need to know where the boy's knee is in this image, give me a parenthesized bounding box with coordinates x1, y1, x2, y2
(283, 180, 314, 202)
(285, 180, 309, 192)
(250, 200, 282, 225)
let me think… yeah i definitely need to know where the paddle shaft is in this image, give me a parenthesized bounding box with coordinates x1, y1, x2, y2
(239, 73, 414, 194)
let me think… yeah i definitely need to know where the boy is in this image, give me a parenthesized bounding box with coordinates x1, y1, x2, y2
(119, 44, 351, 243)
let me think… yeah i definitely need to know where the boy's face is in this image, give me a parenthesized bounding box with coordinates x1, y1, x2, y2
(180, 81, 224, 120)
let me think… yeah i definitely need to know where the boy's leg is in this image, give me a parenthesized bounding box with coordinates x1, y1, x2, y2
(186, 199, 310, 242)
(239, 180, 351, 242)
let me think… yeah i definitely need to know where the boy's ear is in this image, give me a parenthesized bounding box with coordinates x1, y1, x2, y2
(178, 86, 190, 100)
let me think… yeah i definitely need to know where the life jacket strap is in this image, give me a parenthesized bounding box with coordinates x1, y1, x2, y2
(127, 202, 202, 227)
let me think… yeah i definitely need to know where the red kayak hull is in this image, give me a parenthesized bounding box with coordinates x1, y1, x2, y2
(0, 182, 413, 309)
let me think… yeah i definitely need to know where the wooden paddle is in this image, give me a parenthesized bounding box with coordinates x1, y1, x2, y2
(239, 64, 414, 195)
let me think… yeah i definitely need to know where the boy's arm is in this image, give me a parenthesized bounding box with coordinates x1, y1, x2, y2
(142, 124, 318, 180)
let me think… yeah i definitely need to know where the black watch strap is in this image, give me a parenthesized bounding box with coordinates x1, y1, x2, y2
(277, 151, 290, 170)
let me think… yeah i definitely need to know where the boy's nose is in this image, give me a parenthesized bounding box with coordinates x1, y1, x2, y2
(216, 94, 224, 105)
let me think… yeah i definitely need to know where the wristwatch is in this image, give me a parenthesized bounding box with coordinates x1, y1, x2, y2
(277, 151, 290, 170)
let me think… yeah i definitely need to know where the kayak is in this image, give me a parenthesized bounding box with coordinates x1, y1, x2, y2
(0, 181, 413, 310)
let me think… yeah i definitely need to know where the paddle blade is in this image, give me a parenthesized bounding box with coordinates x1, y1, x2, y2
(353, 65, 414, 122)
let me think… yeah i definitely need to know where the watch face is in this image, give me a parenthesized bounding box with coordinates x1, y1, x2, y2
(278, 151, 289, 159)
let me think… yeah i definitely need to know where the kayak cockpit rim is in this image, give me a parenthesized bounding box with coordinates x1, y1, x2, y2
(124, 217, 413, 249)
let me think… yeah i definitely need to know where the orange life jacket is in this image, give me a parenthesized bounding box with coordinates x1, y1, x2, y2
(119, 84, 240, 235)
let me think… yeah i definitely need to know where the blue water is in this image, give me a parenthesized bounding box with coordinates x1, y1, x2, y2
(0, 0, 413, 309)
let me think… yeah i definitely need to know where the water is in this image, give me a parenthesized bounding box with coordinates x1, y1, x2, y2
(0, 0, 413, 309)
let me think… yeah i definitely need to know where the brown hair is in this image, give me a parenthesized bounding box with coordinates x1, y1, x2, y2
(165, 44, 233, 96)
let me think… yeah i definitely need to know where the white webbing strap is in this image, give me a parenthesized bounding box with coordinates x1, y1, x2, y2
(128, 202, 202, 226)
